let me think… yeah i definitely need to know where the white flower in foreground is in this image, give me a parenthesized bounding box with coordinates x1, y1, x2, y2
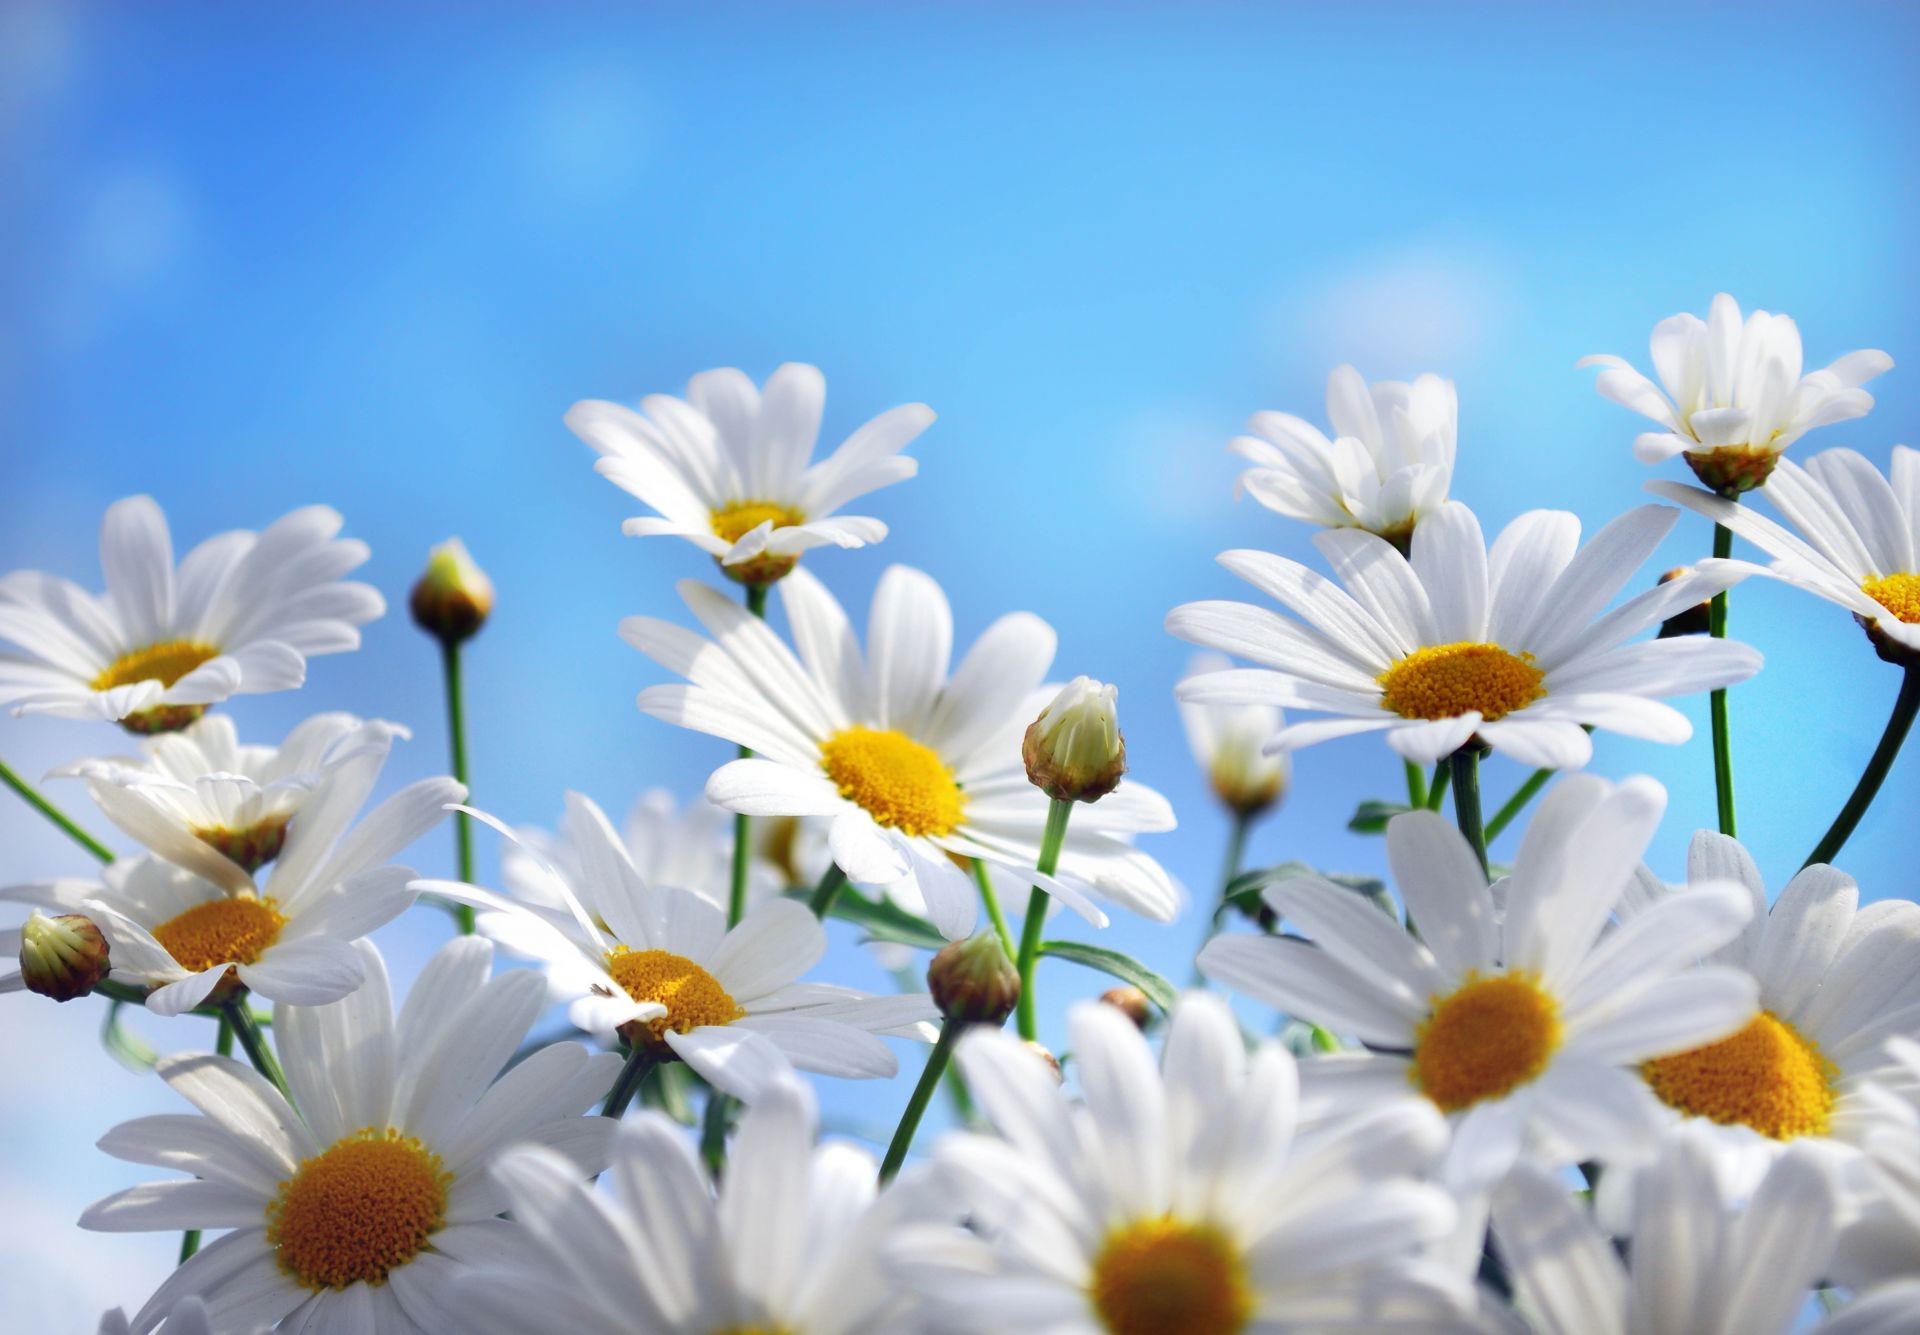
(1169, 501, 1760, 770)
(1178, 653, 1290, 817)
(1834, 1037, 1920, 1291)
(1199, 776, 1759, 1189)
(442, 1077, 922, 1334)
(81, 938, 621, 1334)
(420, 792, 936, 1102)
(0, 496, 383, 732)
(98, 1297, 232, 1335)
(1580, 292, 1892, 492)
(624, 564, 1179, 938)
(893, 993, 1470, 1333)
(1651, 446, 1920, 661)
(567, 362, 932, 585)
(1232, 364, 1457, 546)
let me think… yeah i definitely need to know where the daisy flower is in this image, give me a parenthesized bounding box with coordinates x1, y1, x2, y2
(1177, 652, 1290, 818)
(567, 362, 933, 586)
(0, 496, 383, 732)
(1827, 1035, 1920, 1292)
(1232, 364, 1457, 547)
(98, 1297, 229, 1335)
(418, 791, 938, 1102)
(624, 564, 1179, 939)
(1579, 292, 1892, 493)
(1650, 445, 1920, 662)
(1198, 775, 1759, 1188)
(440, 1076, 924, 1334)
(891, 992, 1471, 1333)
(1168, 500, 1761, 770)
(81, 937, 621, 1334)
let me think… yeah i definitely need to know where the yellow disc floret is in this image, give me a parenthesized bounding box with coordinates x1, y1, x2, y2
(151, 897, 287, 974)
(267, 1128, 449, 1290)
(605, 947, 747, 1049)
(90, 640, 220, 692)
(711, 500, 806, 546)
(1863, 572, 1920, 625)
(820, 726, 965, 837)
(1377, 642, 1545, 723)
(1090, 1216, 1252, 1335)
(1412, 972, 1561, 1112)
(1642, 1011, 1836, 1140)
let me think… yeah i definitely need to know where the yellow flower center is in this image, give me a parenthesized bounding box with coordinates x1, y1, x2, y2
(1377, 642, 1545, 723)
(1641, 1011, 1837, 1140)
(151, 897, 286, 975)
(1863, 572, 1920, 625)
(604, 947, 746, 1048)
(266, 1128, 450, 1290)
(1412, 972, 1561, 1112)
(90, 640, 220, 692)
(819, 726, 965, 837)
(710, 500, 806, 546)
(1089, 1216, 1252, 1335)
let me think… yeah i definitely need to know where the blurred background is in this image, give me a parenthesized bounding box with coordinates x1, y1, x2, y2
(3, 1, 1917, 1324)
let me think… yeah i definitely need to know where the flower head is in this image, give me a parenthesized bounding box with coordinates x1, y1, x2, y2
(928, 930, 1021, 1027)
(408, 538, 493, 644)
(14, 910, 110, 1001)
(1178, 653, 1290, 816)
(1023, 675, 1126, 803)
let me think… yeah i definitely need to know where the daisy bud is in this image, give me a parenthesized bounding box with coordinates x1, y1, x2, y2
(1098, 985, 1152, 1030)
(1023, 1040, 1064, 1083)
(409, 539, 494, 645)
(19, 911, 111, 1002)
(1023, 676, 1126, 803)
(1656, 567, 1713, 639)
(928, 931, 1020, 1028)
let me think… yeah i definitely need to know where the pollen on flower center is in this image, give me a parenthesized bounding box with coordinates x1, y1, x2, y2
(710, 500, 806, 546)
(267, 1128, 449, 1290)
(1377, 641, 1545, 723)
(90, 640, 220, 692)
(1412, 972, 1561, 1112)
(1641, 1011, 1836, 1140)
(1089, 1216, 1252, 1335)
(1862, 572, 1920, 625)
(604, 947, 745, 1049)
(151, 897, 286, 975)
(819, 726, 965, 837)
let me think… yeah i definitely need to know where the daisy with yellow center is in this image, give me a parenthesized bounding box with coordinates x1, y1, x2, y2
(0, 495, 383, 731)
(567, 362, 933, 586)
(1169, 500, 1760, 772)
(1200, 775, 1759, 1190)
(623, 564, 1178, 942)
(80, 937, 623, 1334)
(891, 994, 1470, 1333)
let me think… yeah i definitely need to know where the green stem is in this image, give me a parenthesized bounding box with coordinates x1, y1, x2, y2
(223, 1001, 291, 1101)
(1449, 749, 1488, 879)
(1484, 768, 1553, 844)
(1804, 666, 1920, 868)
(807, 863, 848, 918)
(1197, 810, 1255, 983)
(700, 1091, 735, 1178)
(1014, 798, 1074, 1041)
(599, 1046, 655, 1119)
(178, 1228, 201, 1262)
(880, 1021, 962, 1182)
(1403, 759, 1428, 808)
(727, 584, 771, 928)
(179, 1011, 234, 1261)
(972, 858, 1016, 960)
(439, 641, 476, 933)
(1425, 760, 1451, 811)
(1709, 520, 1737, 837)
(0, 758, 115, 863)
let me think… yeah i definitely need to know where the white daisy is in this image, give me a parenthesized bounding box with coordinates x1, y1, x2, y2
(1198, 775, 1759, 1189)
(891, 992, 1471, 1333)
(1831, 1036, 1920, 1292)
(1177, 652, 1290, 818)
(1650, 445, 1920, 661)
(441, 1075, 924, 1334)
(1232, 364, 1457, 546)
(1169, 500, 1761, 770)
(98, 1297, 231, 1335)
(624, 564, 1179, 940)
(80, 937, 621, 1334)
(567, 362, 933, 586)
(0, 496, 384, 732)
(418, 791, 938, 1103)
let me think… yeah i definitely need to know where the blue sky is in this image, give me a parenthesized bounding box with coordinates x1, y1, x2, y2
(3, 2, 1917, 1323)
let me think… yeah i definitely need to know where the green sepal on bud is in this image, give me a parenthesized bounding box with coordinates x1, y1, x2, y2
(20, 910, 111, 1002)
(1023, 676, 1126, 803)
(410, 538, 494, 645)
(927, 931, 1021, 1028)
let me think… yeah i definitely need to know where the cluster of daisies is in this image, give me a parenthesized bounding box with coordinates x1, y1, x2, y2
(3, 293, 1920, 1335)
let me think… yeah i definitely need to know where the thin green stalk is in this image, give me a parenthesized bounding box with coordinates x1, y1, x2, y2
(1403, 759, 1428, 808)
(178, 1228, 201, 1262)
(1805, 665, 1920, 868)
(972, 858, 1016, 960)
(0, 757, 114, 863)
(1425, 760, 1451, 811)
(807, 863, 848, 918)
(1014, 798, 1074, 1041)
(1196, 810, 1256, 984)
(179, 1013, 235, 1262)
(880, 1021, 962, 1182)
(727, 583, 771, 928)
(1449, 749, 1488, 878)
(1708, 520, 1737, 837)
(599, 1046, 655, 1119)
(1484, 767, 1553, 843)
(223, 1000, 291, 1101)
(439, 641, 476, 933)
(700, 1091, 735, 1177)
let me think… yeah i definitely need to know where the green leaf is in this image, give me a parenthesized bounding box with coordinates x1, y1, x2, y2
(1347, 799, 1412, 834)
(1224, 861, 1388, 912)
(1037, 940, 1176, 1013)
(816, 889, 948, 953)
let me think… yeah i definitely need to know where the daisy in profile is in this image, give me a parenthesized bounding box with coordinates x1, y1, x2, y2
(81, 937, 622, 1334)
(419, 792, 938, 1102)
(1199, 775, 1758, 1188)
(567, 362, 933, 586)
(1168, 500, 1760, 770)
(1232, 364, 1457, 548)
(892, 992, 1470, 1333)
(624, 564, 1179, 939)
(0, 496, 383, 732)
(440, 1076, 922, 1334)
(1651, 445, 1920, 662)
(1178, 652, 1290, 819)
(1580, 292, 1891, 493)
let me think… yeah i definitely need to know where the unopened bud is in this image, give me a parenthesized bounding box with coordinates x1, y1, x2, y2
(1655, 567, 1713, 639)
(1023, 1041, 1063, 1083)
(19, 911, 111, 1002)
(410, 539, 494, 645)
(928, 932, 1020, 1028)
(1099, 985, 1152, 1030)
(1023, 676, 1126, 803)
